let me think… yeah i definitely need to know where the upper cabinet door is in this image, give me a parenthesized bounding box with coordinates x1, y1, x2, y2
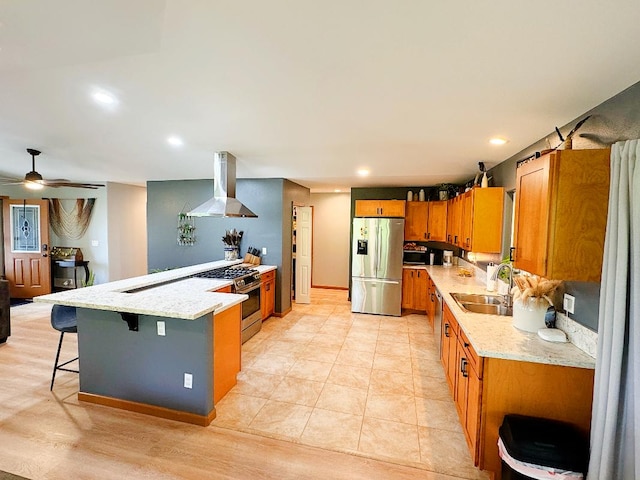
(404, 202, 428, 240)
(355, 200, 405, 217)
(513, 148, 610, 281)
(427, 201, 448, 242)
(513, 154, 552, 276)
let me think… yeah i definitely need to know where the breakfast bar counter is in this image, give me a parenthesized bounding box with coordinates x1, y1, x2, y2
(35, 260, 256, 426)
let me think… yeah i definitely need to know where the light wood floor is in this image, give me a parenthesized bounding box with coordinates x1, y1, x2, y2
(0, 293, 477, 480)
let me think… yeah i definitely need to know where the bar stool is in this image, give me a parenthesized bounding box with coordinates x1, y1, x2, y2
(50, 304, 78, 390)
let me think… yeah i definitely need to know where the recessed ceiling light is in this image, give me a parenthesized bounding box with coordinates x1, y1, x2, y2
(489, 137, 508, 145)
(167, 136, 184, 147)
(357, 169, 370, 176)
(92, 90, 117, 105)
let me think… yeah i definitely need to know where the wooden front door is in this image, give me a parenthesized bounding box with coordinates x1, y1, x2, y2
(2, 199, 51, 298)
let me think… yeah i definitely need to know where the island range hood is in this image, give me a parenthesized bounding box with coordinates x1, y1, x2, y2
(187, 151, 257, 218)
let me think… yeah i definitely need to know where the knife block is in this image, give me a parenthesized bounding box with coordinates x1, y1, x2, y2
(243, 253, 261, 265)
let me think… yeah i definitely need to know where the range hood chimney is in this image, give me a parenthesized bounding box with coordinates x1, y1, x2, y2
(187, 152, 257, 218)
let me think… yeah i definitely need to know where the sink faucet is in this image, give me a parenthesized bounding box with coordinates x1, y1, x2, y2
(491, 261, 514, 307)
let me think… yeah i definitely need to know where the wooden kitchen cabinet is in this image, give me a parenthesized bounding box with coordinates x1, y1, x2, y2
(404, 201, 428, 240)
(401, 268, 428, 311)
(513, 148, 610, 281)
(213, 303, 242, 403)
(355, 200, 406, 217)
(440, 300, 594, 476)
(446, 195, 462, 245)
(460, 187, 504, 253)
(427, 200, 448, 242)
(426, 275, 436, 329)
(455, 327, 483, 459)
(441, 303, 459, 392)
(260, 270, 276, 320)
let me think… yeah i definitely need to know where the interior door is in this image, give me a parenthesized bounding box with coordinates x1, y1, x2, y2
(295, 206, 312, 304)
(2, 199, 51, 298)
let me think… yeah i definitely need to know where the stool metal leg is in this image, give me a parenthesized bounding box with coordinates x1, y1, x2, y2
(50, 331, 65, 391)
(50, 331, 79, 391)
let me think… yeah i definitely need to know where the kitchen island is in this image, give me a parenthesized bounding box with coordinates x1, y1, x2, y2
(409, 264, 595, 479)
(35, 260, 254, 426)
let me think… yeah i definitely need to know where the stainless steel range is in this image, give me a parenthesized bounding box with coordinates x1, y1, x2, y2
(193, 266, 262, 343)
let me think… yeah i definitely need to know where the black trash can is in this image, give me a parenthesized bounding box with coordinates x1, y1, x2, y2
(498, 414, 589, 480)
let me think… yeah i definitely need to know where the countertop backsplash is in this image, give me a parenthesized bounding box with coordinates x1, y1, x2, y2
(556, 312, 598, 358)
(458, 257, 598, 359)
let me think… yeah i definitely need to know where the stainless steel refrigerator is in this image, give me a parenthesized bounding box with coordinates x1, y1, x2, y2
(351, 217, 404, 316)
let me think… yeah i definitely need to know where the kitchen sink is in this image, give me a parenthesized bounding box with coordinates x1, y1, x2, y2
(451, 292, 513, 316)
(450, 293, 504, 305)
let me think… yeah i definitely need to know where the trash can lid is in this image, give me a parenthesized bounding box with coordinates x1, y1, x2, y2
(499, 414, 589, 473)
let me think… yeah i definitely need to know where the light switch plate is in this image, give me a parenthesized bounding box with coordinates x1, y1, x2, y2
(184, 373, 193, 389)
(157, 321, 165, 336)
(563, 294, 575, 314)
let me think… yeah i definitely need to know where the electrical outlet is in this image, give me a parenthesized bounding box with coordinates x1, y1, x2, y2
(262, 247, 267, 256)
(184, 373, 193, 389)
(91, 240, 99, 247)
(563, 294, 575, 314)
(157, 321, 165, 336)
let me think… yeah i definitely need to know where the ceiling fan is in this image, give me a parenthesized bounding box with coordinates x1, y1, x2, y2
(0, 148, 104, 190)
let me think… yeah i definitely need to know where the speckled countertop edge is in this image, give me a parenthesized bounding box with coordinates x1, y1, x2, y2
(35, 260, 276, 320)
(404, 265, 596, 369)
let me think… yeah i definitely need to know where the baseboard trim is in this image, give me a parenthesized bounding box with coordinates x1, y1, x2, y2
(311, 285, 349, 291)
(78, 392, 216, 426)
(272, 306, 292, 318)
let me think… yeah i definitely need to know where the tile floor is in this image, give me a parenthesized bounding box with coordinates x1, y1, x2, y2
(212, 289, 489, 480)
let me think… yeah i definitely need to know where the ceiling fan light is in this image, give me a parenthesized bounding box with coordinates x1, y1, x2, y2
(24, 180, 44, 190)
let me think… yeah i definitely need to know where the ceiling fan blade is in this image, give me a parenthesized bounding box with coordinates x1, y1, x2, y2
(44, 182, 104, 189)
(41, 178, 71, 183)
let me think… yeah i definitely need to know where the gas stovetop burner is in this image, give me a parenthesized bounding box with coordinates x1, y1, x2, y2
(192, 266, 261, 289)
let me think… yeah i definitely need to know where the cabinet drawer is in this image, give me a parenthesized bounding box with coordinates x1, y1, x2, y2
(459, 329, 482, 378)
(261, 270, 275, 282)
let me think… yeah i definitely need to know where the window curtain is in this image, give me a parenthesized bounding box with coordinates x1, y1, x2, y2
(588, 139, 640, 479)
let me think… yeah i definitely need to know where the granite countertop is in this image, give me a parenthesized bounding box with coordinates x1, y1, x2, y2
(404, 265, 596, 369)
(35, 261, 277, 321)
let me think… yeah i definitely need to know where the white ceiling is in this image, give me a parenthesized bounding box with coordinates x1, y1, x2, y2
(1, 1, 640, 192)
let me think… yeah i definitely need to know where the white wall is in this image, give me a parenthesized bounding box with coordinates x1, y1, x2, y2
(106, 182, 147, 280)
(310, 192, 350, 288)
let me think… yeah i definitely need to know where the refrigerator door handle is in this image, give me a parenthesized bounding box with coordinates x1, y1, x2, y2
(354, 278, 400, 285)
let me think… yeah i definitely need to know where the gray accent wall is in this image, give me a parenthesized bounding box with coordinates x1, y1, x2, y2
(77, 308, 213, 415)
(146, 178, 309, 314)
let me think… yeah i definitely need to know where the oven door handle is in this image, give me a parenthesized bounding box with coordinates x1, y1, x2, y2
(236, 282, 261, 295)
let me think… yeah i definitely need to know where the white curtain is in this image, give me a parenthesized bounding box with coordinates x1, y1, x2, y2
(588, 140, 640, 479)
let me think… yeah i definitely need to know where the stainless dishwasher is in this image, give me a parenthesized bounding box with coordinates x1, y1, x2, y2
(434, 288, 443, 356)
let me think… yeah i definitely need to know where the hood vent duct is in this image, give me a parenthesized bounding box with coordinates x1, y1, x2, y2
(187, 151, 257, 218)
